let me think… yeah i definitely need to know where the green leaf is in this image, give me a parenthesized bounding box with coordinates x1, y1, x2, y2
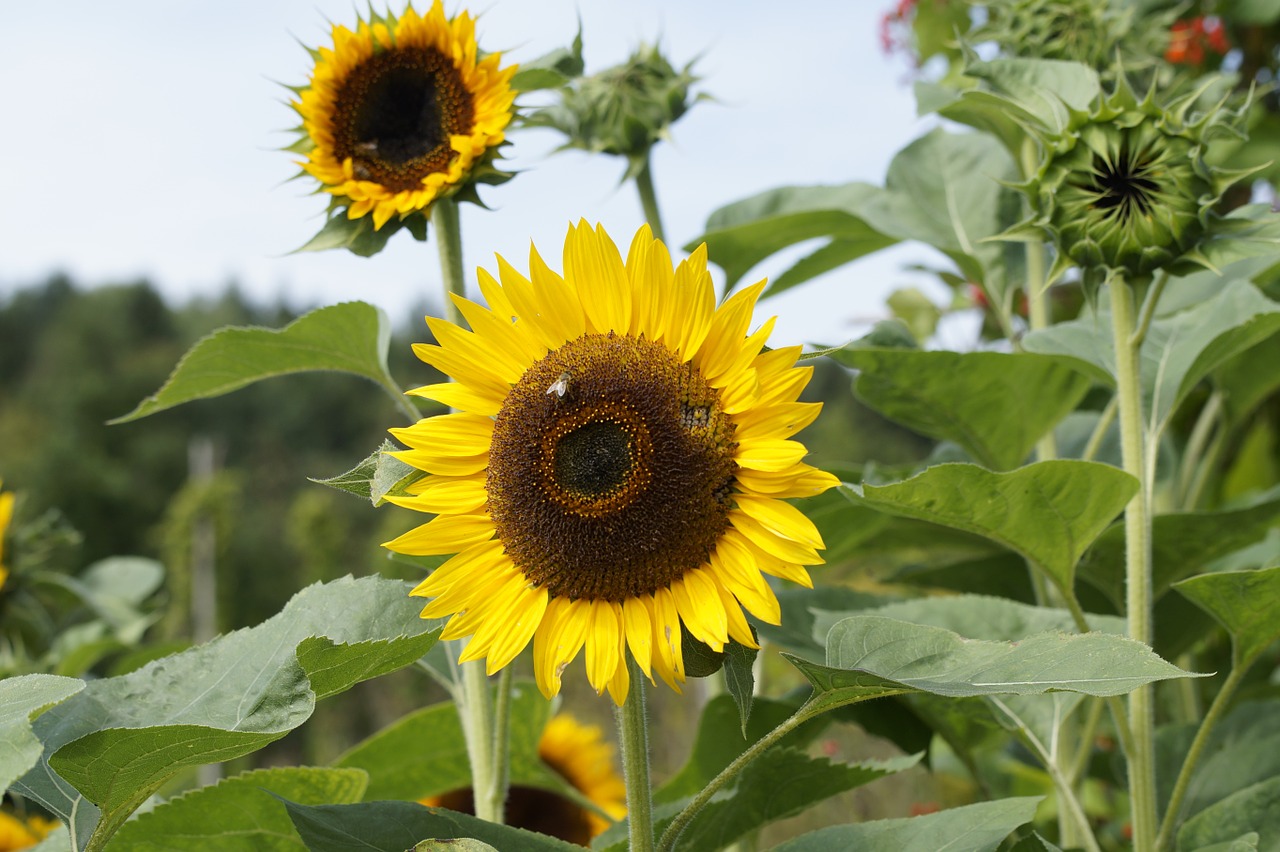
(1188, 836, 1260, 852)
(414, 841, 499, 852)
(313, 441, 423, 506)
(755, 585, 893, 657)
(722, 637, 758, 734)
(829, 349, 1092, 470)
(655, 694, 819, 805)
(0, 674, 83, 791)
(1177, 778, 1280, 852)
(789, 615, 1199, 714)
(282, 799, 582, 852)
(1226, 0, 1280, 24)
(1009, 832, 1066, 852)
(108, 767, 367, 852)
(1216, 332, 1280, 426)
(1078, 485, 1280, 608)
(333, 681, 559, 803)
(691, 182, 898, 293)
(843, 461, 1137, 595)
(112, 302, 400, 423)
(14, 576, 441, 852)
(771, 796, 1043, 852)
(510, 29, 584, 92)
(295, 213, 405, 257)
(668, 749, 920, 852)
(1174, 566, 1280, 665)
(1023, 280, 1280, 435)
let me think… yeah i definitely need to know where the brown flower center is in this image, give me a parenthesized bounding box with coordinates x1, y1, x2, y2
(332, 46, 475, 192)
(487, 333, 738, 602)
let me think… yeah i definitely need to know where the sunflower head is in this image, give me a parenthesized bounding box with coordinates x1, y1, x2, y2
(288, 1, 517, 248)
(420, 713, 625, 844)
(1017, 76, 1252, 288)
(383, 222, 837, 704)
(528, 44, 700, 179)
(0, 481, 14, 593)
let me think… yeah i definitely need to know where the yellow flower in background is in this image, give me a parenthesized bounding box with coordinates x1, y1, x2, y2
(384, 222, 837, 703)
(0, 811, 58, 851)
(292, 1, 516, 229)
(0, 481, 14, 592)
(420, 714, 626, 844)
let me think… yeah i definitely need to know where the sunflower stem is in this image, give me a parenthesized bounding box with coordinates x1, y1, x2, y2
(634, 152, 667, 243)
(432, 198, 467, 326)
(1109, 274, 1158, 852)
(616, 656, 656, 852)
(489, 666, 514, 824)
(459, 659, 501, 823)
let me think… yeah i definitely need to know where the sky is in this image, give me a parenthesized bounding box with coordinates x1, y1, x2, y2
(0, 1, 942, 348)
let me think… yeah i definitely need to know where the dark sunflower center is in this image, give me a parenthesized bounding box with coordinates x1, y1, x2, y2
(487, 332, 738, 602)
(1088, 142, 1159, 223)
(555, 421, 635, 499)
(332, 46, 475, 192)
(429, 787, 594, 846)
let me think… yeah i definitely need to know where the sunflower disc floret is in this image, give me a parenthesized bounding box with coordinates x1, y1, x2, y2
(383, 222, 838, 703)
(1021, 77, 1251, 286)
(290, 1, 516, 231)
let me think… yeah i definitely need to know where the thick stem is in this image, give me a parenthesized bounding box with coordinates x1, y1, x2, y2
(431, 198, 467, 327)
(616, 657, 656, 852)
(486, 667, 514, 824)
(634, 152, 667, 244)
(1110, 275, 1158, 851)
(1156, 662, 1248, 850)
(459, 660, 500, 822)
(1178, 391, 1224, 509)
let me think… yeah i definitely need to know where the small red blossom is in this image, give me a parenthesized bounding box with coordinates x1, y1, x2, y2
(880, 0, 919, 55)
(1166, 17, 1230, 66)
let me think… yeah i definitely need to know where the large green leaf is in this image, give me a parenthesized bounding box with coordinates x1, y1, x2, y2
(692, 183, 898, 293)
(771, 796, 1043, 852)
(789, 614, 1199, 715)
(830, 349, 1092, 470)
(282, 799, 581, 852)
(13, 576, 441, 852)
(1216, 331, 1280, 426)
(1078, 486, 1280, 608)
(1023, 280, 1280, 435)
(664, 749, 919, 852)
(1174, 566, 1280, 665)
(111, 302, 402, 423)
(843, 461, 1137, 595)
(333, 681, 560, 803)
(0, 674, 83, 791)
(108, 767, 367, 852)
(1177, 778, 1280, 852)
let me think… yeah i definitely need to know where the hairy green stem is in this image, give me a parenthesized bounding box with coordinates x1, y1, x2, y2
(1156, 663, 1248, 850)
(460, 660, 500, 822)
(1178, 391, 1224, 509)
(488, 667, 514, 824)
(431, 198, 467, 326)
(634, 153, 667, 244)
(1110, 275, 1157, 851)
(617, 657, 656, 852)
(1081, 397, 1118, 463)
(1131, 272, 1169, 350)
(659, 701, 815, 852)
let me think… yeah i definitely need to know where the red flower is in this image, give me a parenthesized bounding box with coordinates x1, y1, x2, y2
(1166, 17, 1230, 66)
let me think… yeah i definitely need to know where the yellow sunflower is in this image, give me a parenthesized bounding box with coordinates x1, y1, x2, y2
(420, 713, 626, 844)
(384, 222, 837, 703)
(0, 481, 14, 592)
(0, 810, 58, 851)
(292, 1, 516, 229)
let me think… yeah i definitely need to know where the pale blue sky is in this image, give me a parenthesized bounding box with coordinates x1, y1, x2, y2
(0, 1, 941, 346)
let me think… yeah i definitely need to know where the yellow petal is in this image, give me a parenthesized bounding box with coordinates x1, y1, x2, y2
(734, 495, 825, 549)
(730, 511, 823, 566)
(696, 281, 766, 383)
(622, 597, 653, 678)
(407, 382, 504, 417)
(671, 570, 727, 650)
(585, 600, 622, 694)
(564, 221, 631, 334)
(735, 438, 808, 472)
(382, 512, 494, 556)
(410, 539, 507, 598)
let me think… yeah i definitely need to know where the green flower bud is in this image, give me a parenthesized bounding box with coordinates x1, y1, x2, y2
(1019, 77, 1251, 285)
(528, 43, 701, 177)
(974, 0, 1172, 74)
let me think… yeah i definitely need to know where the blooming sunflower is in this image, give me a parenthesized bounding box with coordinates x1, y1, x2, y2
(0, 481, 14, 593)
(383, 222, 837, 703)
(291, 1, 516, 230)
(0, 810, 58, 851)
(421, 713, 626, 844)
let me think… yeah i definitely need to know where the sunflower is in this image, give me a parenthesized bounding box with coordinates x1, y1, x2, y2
(383, 222, 837, 703)
(0, 481, 13, 593)
(421, 713, 626, 844)
(291, 1, 516, 230)
(0, 810, 58, 851)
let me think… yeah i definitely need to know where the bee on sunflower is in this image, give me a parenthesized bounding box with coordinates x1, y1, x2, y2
(383, 222, 837, 703)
